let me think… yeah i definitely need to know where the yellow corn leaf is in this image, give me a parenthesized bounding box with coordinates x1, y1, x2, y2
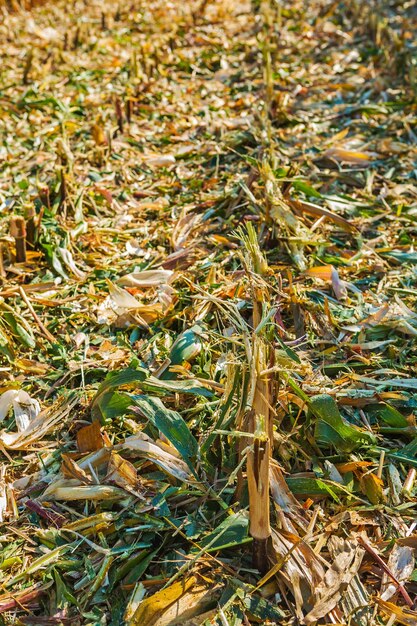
(324, 147, 373, 164)
(335, 461, 373, 474)
(329, 128, 349, 143)
(153, 583, 220, 626)
(77, 421, 106, 453)
(128, 576, 196, 626)
(375, 597, 417, 626)
(305, 265, 333, 280)
(360, 473, 384, 505)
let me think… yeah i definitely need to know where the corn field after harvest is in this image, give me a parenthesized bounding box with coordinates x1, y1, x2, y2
(0, 0, 417, 623)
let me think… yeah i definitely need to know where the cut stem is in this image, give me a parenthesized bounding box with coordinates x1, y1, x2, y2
(24, 205, 37, 247)
(247, 411, 271, 575)
(115, 97, 124, 134)
(0, 243, 5, 277)
(10, 216, 27, 263)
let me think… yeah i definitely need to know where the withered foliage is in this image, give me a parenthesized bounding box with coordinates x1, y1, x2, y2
(0, 0, 417, 624)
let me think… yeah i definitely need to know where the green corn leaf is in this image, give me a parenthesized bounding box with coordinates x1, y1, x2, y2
(91, 368, 148, 419)
(130, 395, 198, 465)
(142, 376, 213, 398)
(198, 512, 250, 552)
(310, 394, 376, 453)
(365, 403, 409, 428)
(3, 311, 36, 349)
(285, 476, 342, 502)
(168, 325, 204, 365)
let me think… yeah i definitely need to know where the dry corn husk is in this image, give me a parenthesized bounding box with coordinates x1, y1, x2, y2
(0, 393, 77, 450)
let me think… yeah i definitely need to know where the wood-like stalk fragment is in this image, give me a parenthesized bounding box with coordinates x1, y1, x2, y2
(248, 335, 272, 575)
(0, 243, 5, 278)
(402, 468, 416, 496)
(38, 185, 51, 211)
(19, 286, 55, 343)
(126, 97, 133, 124)
(22, 50, 33, 85)
(10, 216, 27, 263)
(73, 26, 81, 49)
(24, 205, 37, 247)
(59, 170, 67, 210)
(247, 411, 271, 575)
(25, 500, 66, 528)
(236, 225, 274, 572)
(115, 97, 124, 134)
(357, 536, 414, 608)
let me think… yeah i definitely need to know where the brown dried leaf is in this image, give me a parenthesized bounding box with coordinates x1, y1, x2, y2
(305, 539, 364, 624)
(77, 421, 105, 453)
(61, 454, 94, 484)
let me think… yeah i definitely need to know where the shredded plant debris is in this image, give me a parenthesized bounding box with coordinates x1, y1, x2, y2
(0, 0, 417, 623)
